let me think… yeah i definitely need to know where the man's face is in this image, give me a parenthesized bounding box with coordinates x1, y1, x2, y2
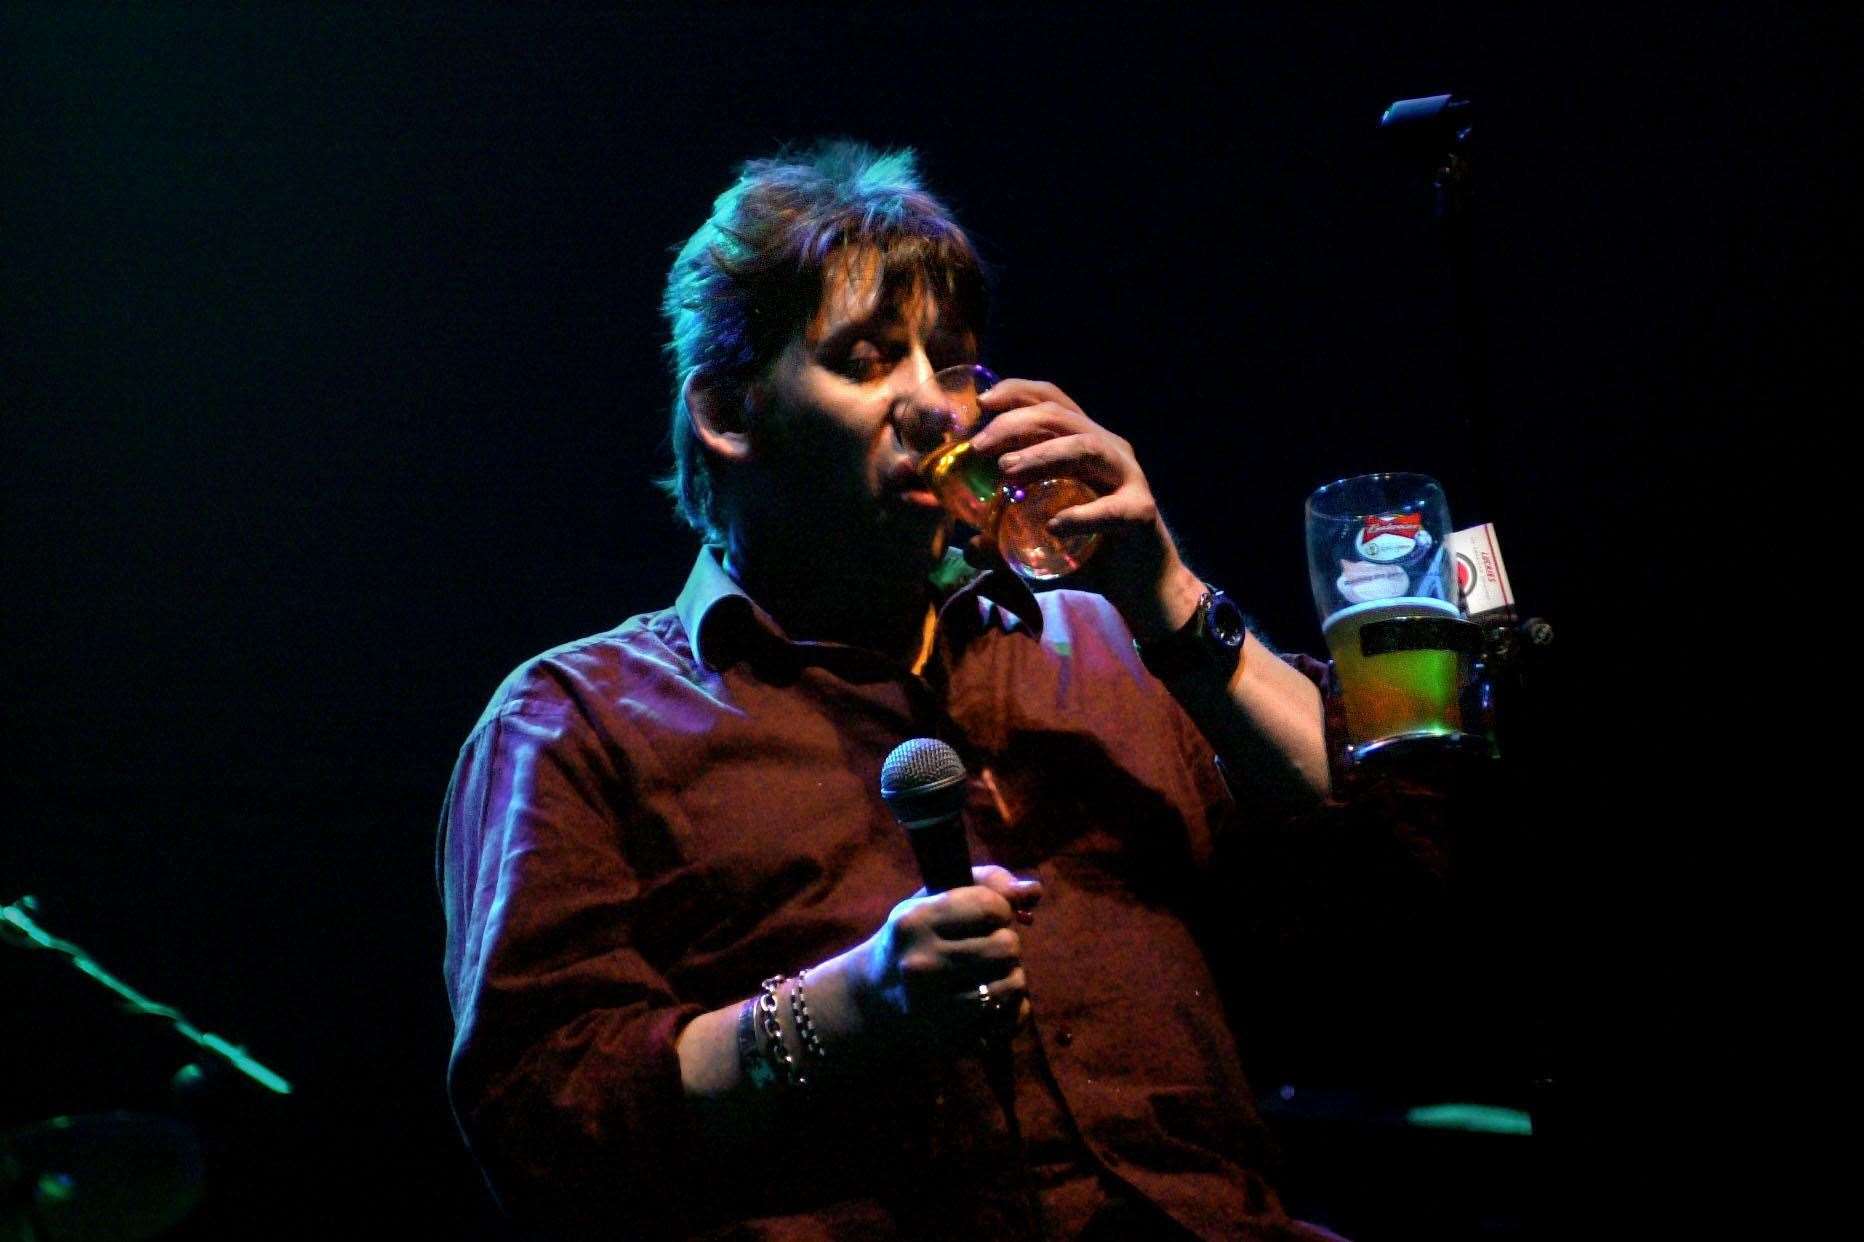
(739, 252, 978, 574)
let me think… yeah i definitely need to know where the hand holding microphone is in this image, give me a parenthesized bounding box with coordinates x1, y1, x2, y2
(675, 738, 1037, 1100)
(853, 864, 1038, 1051)
(850, 739, 1040, 1052)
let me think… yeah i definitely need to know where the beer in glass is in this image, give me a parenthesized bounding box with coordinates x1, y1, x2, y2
(1305, 473, 1484, 762)
(904, 365, 1100, 581)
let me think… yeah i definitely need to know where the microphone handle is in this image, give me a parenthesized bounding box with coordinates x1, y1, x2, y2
(904, 814, 974, 894)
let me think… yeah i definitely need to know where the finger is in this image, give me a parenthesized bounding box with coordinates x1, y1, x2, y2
(968, 402, 1092, 454)
(998, 434, 1128, 491)
(956, 966, 1028, 1007)
(939, 927, 1024, 979)
(970, 865, 1043, 910)
(977, 377, 1085, 418)
(920, 884, 1015, 937)
(990, 966, 1028, 998)
(955, 968, 1032, 1040)
(1044, 489, 1160, 538)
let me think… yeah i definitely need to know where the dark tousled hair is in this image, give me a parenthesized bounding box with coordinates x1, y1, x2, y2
(658, 142, 988, 544)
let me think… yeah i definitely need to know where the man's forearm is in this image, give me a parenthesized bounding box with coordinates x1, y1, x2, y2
(677, 944, 870, 1108)
(1170, 628, 1330, 807)
(1135, 563, 1331, 809)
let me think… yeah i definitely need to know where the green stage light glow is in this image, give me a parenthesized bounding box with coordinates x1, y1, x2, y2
(1405, 1103, 1533, 1136)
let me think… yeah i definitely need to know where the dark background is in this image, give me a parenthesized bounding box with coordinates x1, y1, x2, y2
(2, 3, 1839, 1237)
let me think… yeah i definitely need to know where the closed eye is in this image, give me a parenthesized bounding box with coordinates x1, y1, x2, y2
(833, 339, 909, 383)
(837, 346, 887, 381)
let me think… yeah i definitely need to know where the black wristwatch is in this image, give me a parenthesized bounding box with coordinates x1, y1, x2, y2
(1133, 585, 1247, 681)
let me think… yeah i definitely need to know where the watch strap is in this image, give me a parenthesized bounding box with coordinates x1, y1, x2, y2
(1133, 585, 1246, 681)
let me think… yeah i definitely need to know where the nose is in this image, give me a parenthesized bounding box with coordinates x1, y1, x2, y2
(887, 346, 948, 454)
(902, 344, 936, 391)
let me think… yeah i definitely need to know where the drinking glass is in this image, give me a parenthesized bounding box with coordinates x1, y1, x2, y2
(1305, 472, 1485, 762)
(898, 364, 1100, 581)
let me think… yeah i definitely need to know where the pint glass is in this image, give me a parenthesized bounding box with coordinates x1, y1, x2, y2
(1305, 473, 1486, 763)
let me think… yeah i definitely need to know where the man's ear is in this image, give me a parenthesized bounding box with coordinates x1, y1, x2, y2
(683, 370, 757, 464)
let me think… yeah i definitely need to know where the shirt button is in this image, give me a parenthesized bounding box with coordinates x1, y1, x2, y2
(1054, 1028, 1074, 1047)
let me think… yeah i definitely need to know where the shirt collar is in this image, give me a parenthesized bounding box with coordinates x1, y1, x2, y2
(675, 543, 1043, 673)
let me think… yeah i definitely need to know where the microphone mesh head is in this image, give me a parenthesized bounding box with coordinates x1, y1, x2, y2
(880, 737, 965, 800)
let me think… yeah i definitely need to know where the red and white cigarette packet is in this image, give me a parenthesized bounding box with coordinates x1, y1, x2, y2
(1449, 523, 1515, 618)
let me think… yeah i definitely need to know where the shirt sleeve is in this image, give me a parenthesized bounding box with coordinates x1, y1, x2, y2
(439, 681, 705, 1234)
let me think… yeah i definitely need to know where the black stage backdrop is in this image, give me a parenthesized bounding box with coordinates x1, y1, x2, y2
(1, 4, 1837, 1237)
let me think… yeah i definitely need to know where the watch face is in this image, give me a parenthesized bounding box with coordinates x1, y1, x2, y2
(1207, 594, 1247, 648)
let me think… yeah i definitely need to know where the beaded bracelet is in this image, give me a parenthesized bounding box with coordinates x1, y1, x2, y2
(790, 968, 828, 1069)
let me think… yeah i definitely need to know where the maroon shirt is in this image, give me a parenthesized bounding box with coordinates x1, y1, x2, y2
(440, 548, 1356, 1240)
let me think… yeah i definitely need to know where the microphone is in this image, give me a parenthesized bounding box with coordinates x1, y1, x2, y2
(1377, 93, 1472, 140)
(879, 738, 973, 894)
(881, 739, 1028, 1178)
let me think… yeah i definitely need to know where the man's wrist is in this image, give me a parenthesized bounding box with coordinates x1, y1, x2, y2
(1132, 582, 1249, 684)
(1120, 561, 1207, 644)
